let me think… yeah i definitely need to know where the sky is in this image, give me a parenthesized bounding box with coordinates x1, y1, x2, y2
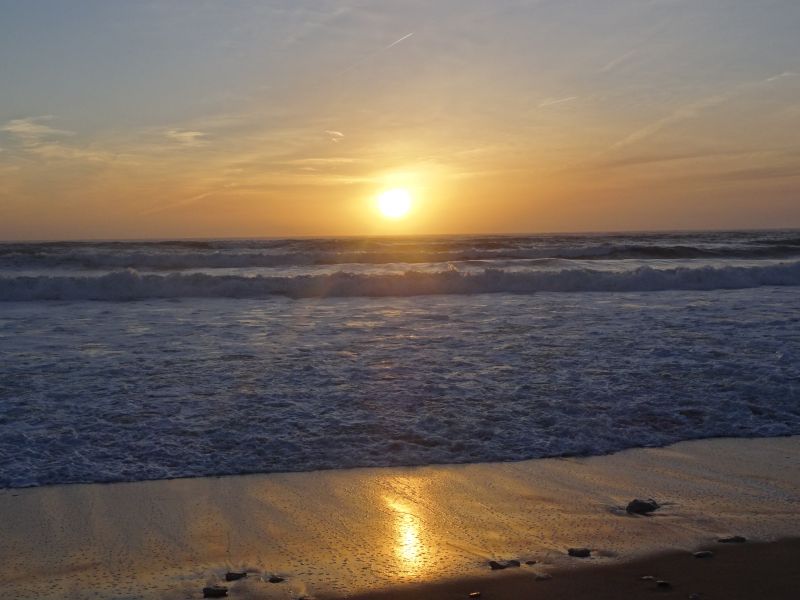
(1, 0, 799, 240)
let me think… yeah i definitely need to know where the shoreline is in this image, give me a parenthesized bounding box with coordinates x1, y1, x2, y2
(1, 436, 799, 599)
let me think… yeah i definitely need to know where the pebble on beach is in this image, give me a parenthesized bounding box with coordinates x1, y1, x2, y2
(268, 575, 286, 583)
(693, 550, 714, 559)
(534, 573, 552, 581)
(202, 586, 228, 598)
(225, 571, 247, 581)
(718, 535, 747, 543)
(488, 560, 507, 570)
(626, 498, 660, 515)
(468, 592, 481, 598)
(568, 547, 591, 558)
(656, 580, 672, 589)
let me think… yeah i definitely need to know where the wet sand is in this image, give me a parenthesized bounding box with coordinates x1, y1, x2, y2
(341, 538, 800, 600)
(0, 436, 798, 599)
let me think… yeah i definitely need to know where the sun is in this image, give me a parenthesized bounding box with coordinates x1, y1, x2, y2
(377, 188, 412, 219)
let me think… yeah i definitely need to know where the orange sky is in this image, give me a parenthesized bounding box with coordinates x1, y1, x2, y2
(1, 1, 799, 240)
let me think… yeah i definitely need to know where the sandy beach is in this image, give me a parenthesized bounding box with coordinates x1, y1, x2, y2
(1, 436, 798, 599)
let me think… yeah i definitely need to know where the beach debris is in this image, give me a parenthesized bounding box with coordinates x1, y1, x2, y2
(693, 550, 713, 559)
(718, 535, 746, 543)
(626, 498, 660, 515)
(225, 571, 247, 581)
(656, 580, 672, 589)
(202, 586, 228, 598)
(468, 593, 482, 598)
(525, 560, 537, 565)
(268, 575, 286, 583)
(488, 558, 525, 569)
(567, 547, 591, 558)
(534, 573, 552, 581)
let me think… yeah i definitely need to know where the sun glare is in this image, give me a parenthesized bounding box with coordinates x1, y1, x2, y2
(377, 188, 412, 219)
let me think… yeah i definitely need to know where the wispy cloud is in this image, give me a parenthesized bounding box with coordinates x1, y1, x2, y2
(1, 116, 73, 145)
(610, 71, 799, 151)
(324, 130, 345, 143)
(165, 129, 209, 147)
(538, 96, 578, 108)
(599, 48, 638, 73)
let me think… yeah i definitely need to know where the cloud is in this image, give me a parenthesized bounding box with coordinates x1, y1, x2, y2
(1, 116, 74, 145)
(325, 130, 345, 142)
(165, 129, 209, 146)
(610, 71, 798, 151)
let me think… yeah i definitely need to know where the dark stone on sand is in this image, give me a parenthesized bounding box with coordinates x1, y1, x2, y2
(525, 560, 537, 565)
(488, 560, 507, 570)
(568, 547, 591, 558)
(203, 587, 228, 598)
(641, 575, 656, 581)
(656, 580, 671, 589)
(693, 550, 713, 558)
(626, 498, 660, 515)
(225, 571, 247, 581)
(718, 535, 747, 543)
(468, 593, 481, 598)
(505, 559, 521, 567)
(268, 575, 286, 583)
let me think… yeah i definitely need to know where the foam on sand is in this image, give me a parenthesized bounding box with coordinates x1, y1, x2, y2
(1, 436, 798, 599)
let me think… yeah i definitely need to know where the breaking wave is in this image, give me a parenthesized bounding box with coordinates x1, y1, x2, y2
(2, 261, 799, 301)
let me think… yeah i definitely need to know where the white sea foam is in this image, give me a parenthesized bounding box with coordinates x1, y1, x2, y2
(1, 288, 798, 488)
(1, 231, 799, 488)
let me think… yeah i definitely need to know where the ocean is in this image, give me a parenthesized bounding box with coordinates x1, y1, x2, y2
(1, 230, 799, 488)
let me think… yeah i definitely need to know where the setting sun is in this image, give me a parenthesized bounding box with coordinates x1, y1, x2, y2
(377, 188, 412, 219)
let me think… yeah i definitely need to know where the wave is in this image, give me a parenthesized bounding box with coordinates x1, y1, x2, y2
(2, 243, 800, 270)
(2, 261, 799, 301)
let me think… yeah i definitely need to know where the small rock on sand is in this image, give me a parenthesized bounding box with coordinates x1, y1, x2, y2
(568, 547, 591, 558)
(268, 575, 286, 583)
(203, 586, 228, 598)
(641, 575, 656, 581)
(488, 560, 506, 570)
(693, 550, 713, 559)
(468, 592, 481, 598)
(525, 560, 537, 565)
(656, 580, 671, 589)
(626, 498, 660, 515)
(505, 559, 521, 567)
(225, 571, 247, 581)
(718, 535, 747, 543)
(535, 573, 552, 581)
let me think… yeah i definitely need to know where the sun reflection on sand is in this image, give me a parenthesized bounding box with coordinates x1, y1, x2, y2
(385, 496, 427, 578)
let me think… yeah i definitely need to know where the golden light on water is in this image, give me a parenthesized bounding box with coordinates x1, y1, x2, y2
(376, 188, 412, 219)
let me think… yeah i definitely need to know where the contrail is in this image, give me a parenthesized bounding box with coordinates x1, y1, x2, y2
(384, 32, 414, 50)
(337, 32, 415, 77)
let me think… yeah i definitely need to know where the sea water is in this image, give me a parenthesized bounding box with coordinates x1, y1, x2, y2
(1, 231, 799, 487)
